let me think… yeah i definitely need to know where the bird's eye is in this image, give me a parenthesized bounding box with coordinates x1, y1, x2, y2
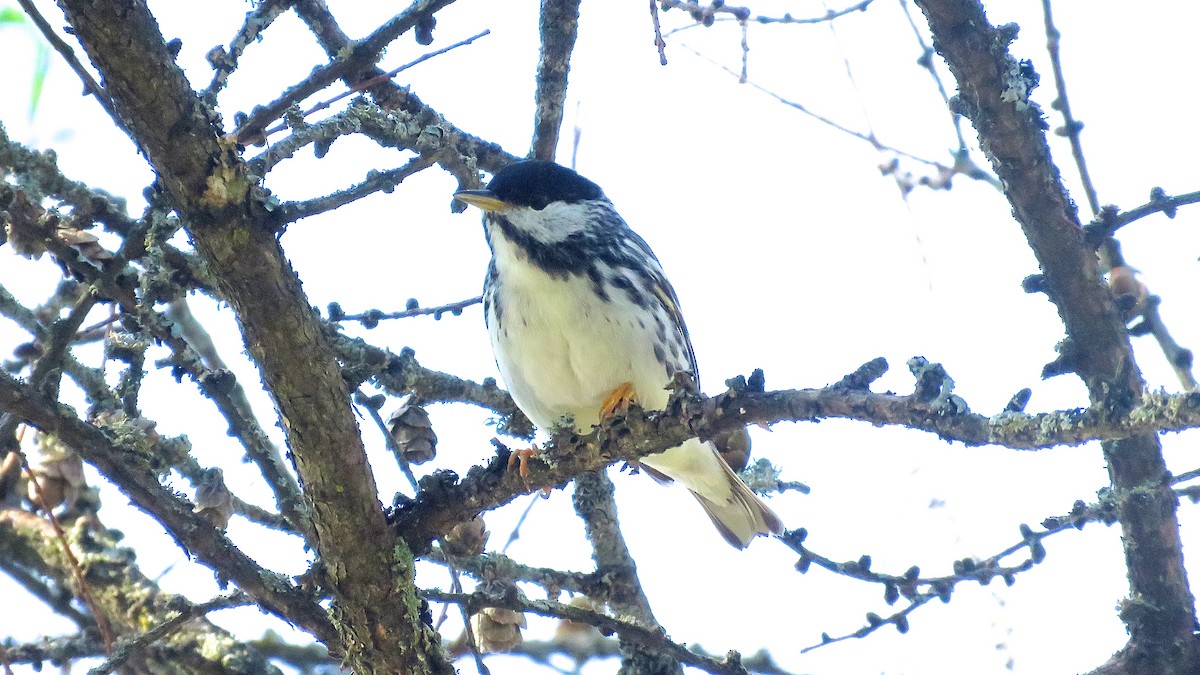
(530, 196, 550, 210)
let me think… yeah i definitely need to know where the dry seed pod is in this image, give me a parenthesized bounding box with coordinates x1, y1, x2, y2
(27, 434, 86, 512)
(472, 607, 527, 653)
(442, 515, 488, 557)
(553, 596, 606, 653)
(713, 427, 751, 472)
(1107, 265, 1147, 319)
(54, 226, 113, 267)
(193, 467, 235, 530)
(386, 400, 437, 465)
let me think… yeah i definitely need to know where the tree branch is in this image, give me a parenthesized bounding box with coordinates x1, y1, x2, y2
(530, 0, 582, 161)
(425, 588, 749, 675)
(0, 374, 334, 640)
(54, 0, 452, 669)
(573, 471, 680, 673)
(230, 0, 457, 144)
(390, 358, 1200, 550)
(914, 1, 1199, 670)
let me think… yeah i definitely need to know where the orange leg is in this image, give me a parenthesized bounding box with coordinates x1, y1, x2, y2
(507, 447, 538, 478)
(506, 447, 552, 497)
(599, 381, 639, 420)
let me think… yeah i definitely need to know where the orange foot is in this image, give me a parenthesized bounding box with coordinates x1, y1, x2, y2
(506, 447, 552, 498)
(507, 446, 538, 479)
(599, 381, 639, 420)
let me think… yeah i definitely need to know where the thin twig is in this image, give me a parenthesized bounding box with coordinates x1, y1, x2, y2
(500, 493, 541, 554)
(425, 588, 749, 674)
(259, 29, 490, 143)
(333, 295, 482, 326)
(360, 397, 489, 670)
(278, 154, 438, 223)
(426, 549, 599, 600)
(15, 0, 122, 132)
(791, 494, 1118, 653)
(661, 0, 874, 36)
(21, 453, 116, 654)
(679, 45, 944, 168)
(649, 0, 668, 65)
(897, 0, 966, 152)
(1041, 0, 1099, 216)
(1084, 189, 1200, 239)
(203, 0, 295, 102)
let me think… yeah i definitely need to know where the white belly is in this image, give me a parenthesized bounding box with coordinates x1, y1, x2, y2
(487, 259, 679, 433)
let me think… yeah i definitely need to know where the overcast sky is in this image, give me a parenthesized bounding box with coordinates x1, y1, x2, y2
(3, 1, 1200, 673)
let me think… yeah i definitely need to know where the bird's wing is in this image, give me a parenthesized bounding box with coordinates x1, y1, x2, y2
(651, 282, 700, 385)
(623, 230, 701, 386)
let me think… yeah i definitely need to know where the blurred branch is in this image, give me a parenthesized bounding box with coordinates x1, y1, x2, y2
(530, 0, 582, 161)
(425, 588, 750, 675)
(87, 592, 253, 675)
(1, 635, 104, 668)
(0, 373, 336, 643)
(1133, 296, 1196, 391)
(0, 554, 92, 627)
(0, 509, 282, 673)
(897, 0, 967, 153)
(163, 299, 311, 536)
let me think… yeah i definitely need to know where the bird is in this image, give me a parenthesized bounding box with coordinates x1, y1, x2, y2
(454, 159, 782, 549)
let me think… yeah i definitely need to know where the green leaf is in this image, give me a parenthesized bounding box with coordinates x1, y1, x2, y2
(29, 41, 49, 119)
(0, 7, 25, 24)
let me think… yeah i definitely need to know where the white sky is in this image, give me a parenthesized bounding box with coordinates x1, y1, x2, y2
(3, 0, 1200, 673)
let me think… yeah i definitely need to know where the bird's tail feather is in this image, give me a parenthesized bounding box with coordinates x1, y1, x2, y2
(641, 438, 783, 549)
(690, 457, 783, 549)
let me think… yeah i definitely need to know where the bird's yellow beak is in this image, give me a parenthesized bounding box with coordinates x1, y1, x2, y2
(454, 189, 511, 213)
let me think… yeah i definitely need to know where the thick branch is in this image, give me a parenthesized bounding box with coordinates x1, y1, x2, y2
(914, 1, 1198, 670)
(530, 0, 582, 161)
(53, 1, 446, 670)
(390, 362, 1200, 550)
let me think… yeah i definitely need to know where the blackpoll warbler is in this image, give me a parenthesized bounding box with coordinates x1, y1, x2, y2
(455, 160, 781, 548)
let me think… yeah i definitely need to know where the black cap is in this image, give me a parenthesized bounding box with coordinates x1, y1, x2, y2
(486, 160, 605, 210)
